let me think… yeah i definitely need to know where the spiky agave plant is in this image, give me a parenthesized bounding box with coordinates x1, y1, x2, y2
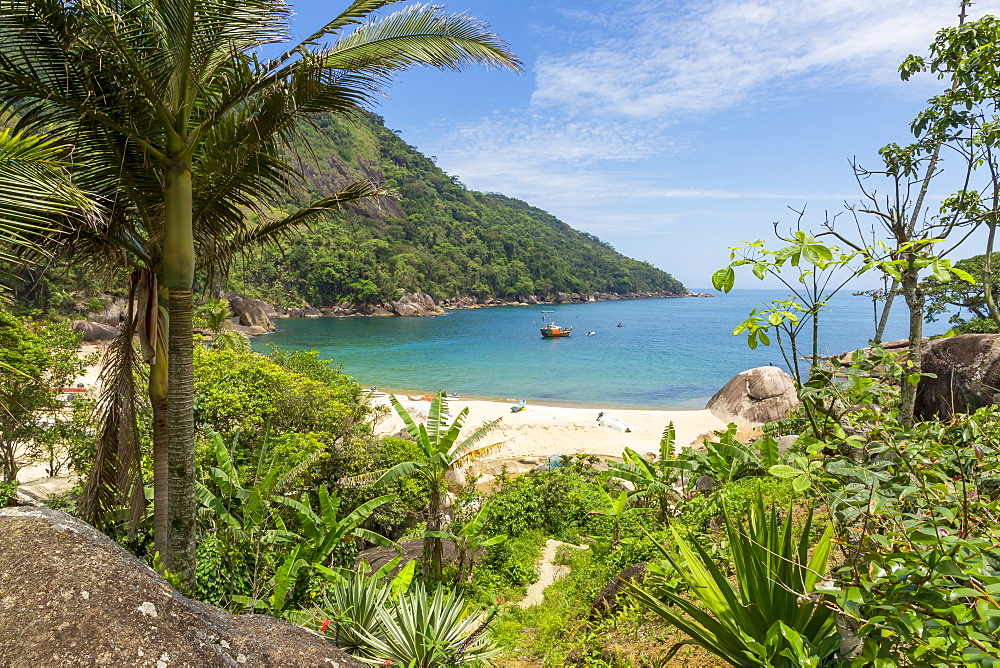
(627, 494, 838, 666)
(357, 582, 499, 667)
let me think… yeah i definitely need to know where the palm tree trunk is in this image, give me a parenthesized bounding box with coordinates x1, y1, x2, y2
(164, 164, 197, 587)
(149, 346, 169, 558)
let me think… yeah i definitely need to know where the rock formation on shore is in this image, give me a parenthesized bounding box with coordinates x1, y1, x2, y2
(915, 333, 1000, 420)
(0, 506, 362, 667)
(707, 366, 801, 428)
(71, 319, 118, 343)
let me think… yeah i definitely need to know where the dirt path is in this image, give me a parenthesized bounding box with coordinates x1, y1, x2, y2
(517, 539, 583, 609)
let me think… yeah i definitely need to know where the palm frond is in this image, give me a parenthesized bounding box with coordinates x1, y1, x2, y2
(449, 440, 504, 470)
(0, 128, 96, 266)
(448, 416, 502, 461)
(78, 313, 149, 529)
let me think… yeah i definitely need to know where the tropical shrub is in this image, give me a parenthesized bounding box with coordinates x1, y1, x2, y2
(318, 575, 499, 667)
(821, 407, 1000, 665)
(0, 313, 86, 482)
(193, 345, 365, 461)
(629, 495, 837, 666)
(606, 423, 681, 522)
(194, 433, 394, 614)
(340, 435, 430, 540)
(485, 455, 607, 540)
(0, 480, 17, 507)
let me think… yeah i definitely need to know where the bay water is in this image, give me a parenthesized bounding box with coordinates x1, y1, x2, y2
(251, 289, 949, 409)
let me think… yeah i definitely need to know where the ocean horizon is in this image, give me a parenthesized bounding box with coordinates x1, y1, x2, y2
(251, 289, 949, 409)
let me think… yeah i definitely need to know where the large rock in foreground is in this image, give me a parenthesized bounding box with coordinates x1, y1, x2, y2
(0, 506, 361, 667)
(915, 334, 1000, 420)
(707, 366, 800, 428)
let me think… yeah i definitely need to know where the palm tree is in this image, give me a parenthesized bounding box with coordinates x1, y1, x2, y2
(348, 391, 503, 580)
(0, 0, 519, 584)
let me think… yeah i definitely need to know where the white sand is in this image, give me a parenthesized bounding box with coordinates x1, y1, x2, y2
(369, 394, 730, 467)
(61, 346, 732, 479)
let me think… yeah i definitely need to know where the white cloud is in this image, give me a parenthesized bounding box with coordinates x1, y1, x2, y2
(532, 0, 1000, 119)
(403, 0, 1000, 274)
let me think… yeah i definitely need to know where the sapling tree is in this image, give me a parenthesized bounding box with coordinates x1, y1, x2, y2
(0, 315, 86, 483)
(714, 227, 862, 386)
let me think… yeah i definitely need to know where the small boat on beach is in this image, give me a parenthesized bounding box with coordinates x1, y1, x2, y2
(511, 399, 526, 412)
(599, 415, 633, 433)
(540, 323, 572, 337)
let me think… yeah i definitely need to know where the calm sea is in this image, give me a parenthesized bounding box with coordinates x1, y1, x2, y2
(250, 289, 949, 409)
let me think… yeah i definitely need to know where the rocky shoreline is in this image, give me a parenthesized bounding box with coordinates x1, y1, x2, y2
(72, 289, 713, 341)
(231, 289, 712, 336)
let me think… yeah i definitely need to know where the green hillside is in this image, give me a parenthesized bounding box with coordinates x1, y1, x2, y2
(230, 111, 684, 307)
(3, 111, 684, 313)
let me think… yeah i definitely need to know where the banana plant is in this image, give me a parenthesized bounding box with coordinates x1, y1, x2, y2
(666, 424, 780, 488)
(607, 423, 680, 522)
(274, 485, 396, 569)
(588, 487, 647, 551)
(197, 432, 395, 613)
(425, 503, 506, 584)
(343, 390, 503, 580)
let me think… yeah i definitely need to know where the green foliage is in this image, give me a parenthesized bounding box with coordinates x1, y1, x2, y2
(666, 423, 776, 488)
(472, 529, 546, 598)
(0, 313, 85, 482)
(318, 575, 500, 667)
(194, 433, 394, 614)
(195, 298, 230, 334)
(606, 424, 680, 522)
(820, 406, 1000, 665)
(446, 503, 507, 584)
(0, 480, 17, 507)
(192, 345, 365, 471)
(714, 233, 861, 384)
(359, 391, 501, 580)
(923, 254, 1000, 331)
(341, 436, 430, 540)
(484, 456, 608, 540)
(629, 495, 838, 666)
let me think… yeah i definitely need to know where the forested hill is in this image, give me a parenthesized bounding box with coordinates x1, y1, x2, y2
(230, 111, 685, 307)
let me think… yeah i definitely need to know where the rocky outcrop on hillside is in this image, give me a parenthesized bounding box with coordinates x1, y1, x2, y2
(915, 333, 1000, 420)
(0, 506, 362, 667)
(707, 366, 800, 428)
(71, 319, 118, 342)
(391, 292, 445, 316)
(227, 294, 276, 335)
(83, 296, 131, 326)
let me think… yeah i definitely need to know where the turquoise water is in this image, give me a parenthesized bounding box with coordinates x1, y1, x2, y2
(251, 289, 947, 409)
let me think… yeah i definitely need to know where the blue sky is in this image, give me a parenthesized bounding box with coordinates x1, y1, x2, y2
(290, 0, 1000, 289)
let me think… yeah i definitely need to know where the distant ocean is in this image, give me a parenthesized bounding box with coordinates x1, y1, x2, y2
(250, 289, 949, 409)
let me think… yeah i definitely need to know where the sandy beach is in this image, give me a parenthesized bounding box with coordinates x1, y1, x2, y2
(368, 393, 731, 478)
(58, 345, 732, 483)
